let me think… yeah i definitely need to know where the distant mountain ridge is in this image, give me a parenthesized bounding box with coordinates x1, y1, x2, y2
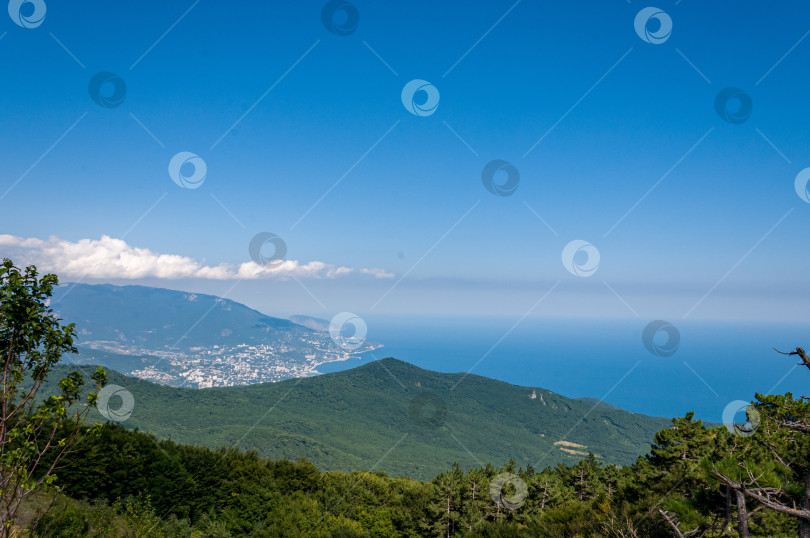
(54, 358, 673, 480)
(52, 283, 381, 387)
(55, 283, 307, 349)
(287, 315, 331, 332)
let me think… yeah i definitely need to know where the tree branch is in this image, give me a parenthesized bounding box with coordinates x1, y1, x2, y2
(773, 347, 810, 371)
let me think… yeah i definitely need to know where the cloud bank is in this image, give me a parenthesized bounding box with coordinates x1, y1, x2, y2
(0, 235, 394, 280)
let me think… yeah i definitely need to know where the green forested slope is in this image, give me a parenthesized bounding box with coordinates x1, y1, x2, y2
(51, 358, 670, 480)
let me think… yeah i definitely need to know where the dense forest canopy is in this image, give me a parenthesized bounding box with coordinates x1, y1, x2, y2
(27, 394, 810, 537)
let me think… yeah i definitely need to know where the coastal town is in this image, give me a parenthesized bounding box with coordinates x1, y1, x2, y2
(77, 332, 382, 388)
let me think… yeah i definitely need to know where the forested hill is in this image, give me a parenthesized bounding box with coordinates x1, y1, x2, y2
(53, 283, 306, 348)
(52, 358, 671, 480)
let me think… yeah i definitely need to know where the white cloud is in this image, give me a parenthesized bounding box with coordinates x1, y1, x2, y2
(360, 267, 395, 279)
(0, 234, 394, 281)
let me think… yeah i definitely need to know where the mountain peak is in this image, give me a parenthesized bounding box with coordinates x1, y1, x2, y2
(52, 283, 382, 387)
(53, 358, 672, 480)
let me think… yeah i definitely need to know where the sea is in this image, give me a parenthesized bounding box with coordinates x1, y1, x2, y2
(316, 315, 809, 423)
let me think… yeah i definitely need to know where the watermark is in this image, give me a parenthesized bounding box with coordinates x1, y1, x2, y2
(321, 0, 359, 36)
(248, 232, 287, 267)
(97, 384, 134, 422)
(634, 7, 672, 45)
(168, 152, 207, 189)
(794, 168, 810, 203)
(561, 240, 600, 277)
(88, 72, 127, 109)
(482, 160, 519, 197)
(642, 320, 680, 357)
(489, 472, 528, 510)
(714, 87, 753, 124)
(401, 79, 440, 117)
(408, 392, 447, 430)
(8, 0, 45, 28)
(722, 400, 761, 437)
(328, 312, 367, 350)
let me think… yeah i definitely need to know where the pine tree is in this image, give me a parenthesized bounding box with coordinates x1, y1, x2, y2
(709, 348, 810, 537)
(428, 463, 463, 537)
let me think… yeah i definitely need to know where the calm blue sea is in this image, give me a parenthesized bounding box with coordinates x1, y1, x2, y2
(316, 316, 809, 423)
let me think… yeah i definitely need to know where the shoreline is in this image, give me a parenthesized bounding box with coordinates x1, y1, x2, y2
(309, 344, 384, 375)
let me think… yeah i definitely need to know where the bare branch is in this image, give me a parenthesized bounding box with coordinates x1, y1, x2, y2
(773, 347, 810, 371)
(711, 469, 810, 522)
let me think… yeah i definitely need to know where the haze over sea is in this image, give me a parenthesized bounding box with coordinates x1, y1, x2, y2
(317, 315, 807, 423)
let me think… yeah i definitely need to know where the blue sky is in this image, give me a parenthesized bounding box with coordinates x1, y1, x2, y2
(1, 0, 810, 323)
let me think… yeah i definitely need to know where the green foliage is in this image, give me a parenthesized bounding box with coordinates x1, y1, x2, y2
(0, 259, 106, 536)
(29, 371, 809, 536)
(43, 357, 672, 482)
(30, 494, 196, 537)
(10, 387, 807, 537)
